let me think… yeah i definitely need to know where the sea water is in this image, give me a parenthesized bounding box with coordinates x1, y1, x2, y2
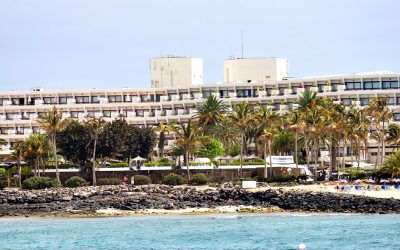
(0, 213, 399, 250)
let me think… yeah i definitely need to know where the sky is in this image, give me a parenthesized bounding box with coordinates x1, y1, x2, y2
(0, 0, 399, 91)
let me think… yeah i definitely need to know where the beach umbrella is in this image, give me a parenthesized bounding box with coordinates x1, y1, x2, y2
(340, 179, 348, 184)
(380, 179, 388, 184)
(244, 154, 259, 161)
(354, 179, 362, 184)
(232, 155, 241, 160)
(367, 179, 375, 183)
(0, 162, 10, 167)
(132, 156, 146, 162)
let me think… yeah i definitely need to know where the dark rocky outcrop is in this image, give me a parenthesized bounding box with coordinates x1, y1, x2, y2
(1, 185, 400, 217)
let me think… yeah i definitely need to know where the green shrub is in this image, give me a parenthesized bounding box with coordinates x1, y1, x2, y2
(0, 168, 5, 175)
(109, 162, 129, 168)
(22, 176, 61, 190)
(144, 160, 173, 167)
(133, 175, 151, 185)
(268, 174, 296, 183)
(190, 173, 208, 185)
(45, 164, 80, 169)
(163, 173, 184, 186)
(21, 166, 33, 177)
(65, 176, 87, 188)
(0, 181, 5, 190)
(96, 178, 123, 185)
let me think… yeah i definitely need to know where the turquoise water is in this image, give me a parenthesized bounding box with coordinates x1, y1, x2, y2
(0, 214, 399, 250)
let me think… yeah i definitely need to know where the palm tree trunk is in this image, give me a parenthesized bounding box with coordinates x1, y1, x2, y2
(268, 141, 273, 177)
(341, 139, 346, 169)
(35, 156, 39, 177)
(263, 141, 268, 179)
(304, 133, 310, 167)
(17, 161, 21, 188)
(240, 134, 244, 177)
(295, 132, 299, 176)
(92, 137, 97, 186)
(185, 152, 190, 180)
(314, 137, 318, 178)
(375, 142, 381, 170)
(53, 134, 60, 182)
(382, 120, 385, 166)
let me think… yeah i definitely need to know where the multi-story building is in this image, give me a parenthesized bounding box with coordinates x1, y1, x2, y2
(150, 56, 203, 88)
(223, 57, 289, 83)
(0, 69, 399, 164)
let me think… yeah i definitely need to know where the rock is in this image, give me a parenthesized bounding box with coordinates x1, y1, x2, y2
(61, 196, 72, 202)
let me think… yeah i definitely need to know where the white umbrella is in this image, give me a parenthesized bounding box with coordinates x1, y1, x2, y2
(0, 162, 10, 167)
(132, 156, 146, 162)
(354, 179, 362, 184)
(244, 154, 259, 160)
(232, 155, 241, 160)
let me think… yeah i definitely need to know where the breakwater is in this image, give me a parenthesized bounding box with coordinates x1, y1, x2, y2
(1, 185, 399, 217)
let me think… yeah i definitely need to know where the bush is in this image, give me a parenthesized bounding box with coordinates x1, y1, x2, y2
(65, 176, 87, 188)
(190, 173, 208, 185)
(268, 174, 296, 183)
(109, 162, 129, 168)
(0, 181, 5, 190)
(22, 176, 61, 190)
(133, 175, 151, 185)
(163, 173, 184, 186)
(97, 178, 123, 185)
(45, 164, 80, 169)
(144, 161, 173, 167)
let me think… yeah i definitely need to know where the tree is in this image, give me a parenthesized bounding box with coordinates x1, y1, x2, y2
(36, 106, 69, 182)
(259, 127, 278, 178)
(212, 117, 239, 155)
(24, 133, 50, 177)
(387, 124, 400, 151)
(194, 95, 227, 135)
(125, 125, 157, 160)
(0, 138, 6, 147)
(56, 120, 91, 166)
(172, 119, 203, 179)
(366, 97, 392, 166)
(11, 142, 26, 188)
(155, 122, 172, 157)
(229, 102, 255, 176)
(85, 117, 106, 186)
(382, 151, 400, 178)
(197, 137, 224, 160)
(98, 119, 131, 160)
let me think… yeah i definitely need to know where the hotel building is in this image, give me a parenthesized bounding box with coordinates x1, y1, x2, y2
(0, 57, 399, 165)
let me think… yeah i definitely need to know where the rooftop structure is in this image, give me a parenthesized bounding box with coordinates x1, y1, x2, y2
(223, 57, 289, 83)
(150, 56, 203, 88)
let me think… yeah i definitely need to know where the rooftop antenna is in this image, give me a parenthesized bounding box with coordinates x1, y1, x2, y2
(241, 30, 244, 59)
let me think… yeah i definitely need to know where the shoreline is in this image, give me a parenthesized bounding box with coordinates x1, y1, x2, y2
(2, 184, 400, 219)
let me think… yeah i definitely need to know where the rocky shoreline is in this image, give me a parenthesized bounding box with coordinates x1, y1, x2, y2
(1, 185, 400, 218)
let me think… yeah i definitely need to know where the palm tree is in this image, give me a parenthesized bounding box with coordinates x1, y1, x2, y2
(11, 142, 26, 188)
(24, 133, 49, 176)
(155, 122, 172, 157)
(0, 138, 6, 147)
(171, 119, 203, 179)
(287, 110, 306, 173)
(382, 151, 400, 178)
(194, 95, 228, 135)
(259, 127, 278, 178)
(85, 117, 106, 186)
(229, 102, 255, 176)
(36, 106, 69, 182)
(366, 97, 392, 166)
(387, 124, 400, 151)
(212, 117, 239, 155)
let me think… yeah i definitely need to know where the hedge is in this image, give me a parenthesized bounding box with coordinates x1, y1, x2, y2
(65, 176, 87, 188)
(96, 178, 123, 185)
(163, 173, 184, 186)
(22, 176, 61, 189)
(190, 173, 208, 185)
(133, 175, 151, 185)
(109, 162, 129, 168)
(268, 174, 296, 183)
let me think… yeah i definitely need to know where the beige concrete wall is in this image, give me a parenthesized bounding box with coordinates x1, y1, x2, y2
(223, 58, 288, 83)
(150, 57, 203, 88)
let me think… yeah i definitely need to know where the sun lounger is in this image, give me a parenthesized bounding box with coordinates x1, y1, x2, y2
(344, 186, 351, 191)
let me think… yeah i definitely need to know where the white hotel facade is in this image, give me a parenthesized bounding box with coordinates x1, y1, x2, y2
(0, 57, 399, 165)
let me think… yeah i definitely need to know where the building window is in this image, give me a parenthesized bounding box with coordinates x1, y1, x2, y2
(103, 110, 111, 117)
(237, 89, 251, 97)
(341, 98, 352, 106)
(331, 84, 339, 92)
(382, 81, 399, 89)
(345, 82, 362, 90)
(43, 97, 57, 104)
(70, 112, 79, 118)
(91, 96, 100, 103)
(394, 113, 400, 121)
(292, 86, 298, 94)
(59, 97, 67, 104)
(76, 96, 90, 103)
(11, 98, 20, 105)
(387, 97, 396, 105)
(364, 81, 380, 90)
(318, 85, 324, 93)
(360, 98, 369, 106)
(108, 95, 123, 103)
